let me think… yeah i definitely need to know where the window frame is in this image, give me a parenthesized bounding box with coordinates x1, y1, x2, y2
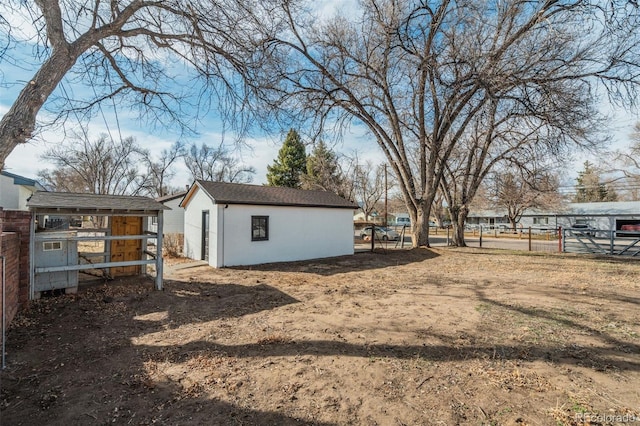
(251, 215, 269, 241)
(43, 241, 62, 251)
(533, 217, 549, 225)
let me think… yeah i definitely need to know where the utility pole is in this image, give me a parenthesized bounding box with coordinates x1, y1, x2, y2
(384, 164, 388, 227)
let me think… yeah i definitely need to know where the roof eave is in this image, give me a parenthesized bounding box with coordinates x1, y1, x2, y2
(214, 200, 358, 209)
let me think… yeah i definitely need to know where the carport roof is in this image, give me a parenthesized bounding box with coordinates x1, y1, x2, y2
(184, 180, 358, 209)
(27, 191, 168, 212)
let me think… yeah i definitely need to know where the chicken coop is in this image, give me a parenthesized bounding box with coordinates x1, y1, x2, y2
(27, 192, 168, 299)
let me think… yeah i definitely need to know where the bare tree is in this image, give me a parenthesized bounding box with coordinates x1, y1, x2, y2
(184, 142, 255, 183)
(346, 158, 386, 221)
(431, 191, 448, 228)
(243, 0, 640, 247)
(0, 0, 280, 170)
(439, 78, 601, 246)
(607, 122, 640, 200)
(141, 141, 186, 198)
(37, 167, 88, 193)
(487, 167, 562, 232)
(39, 133, 147, 195)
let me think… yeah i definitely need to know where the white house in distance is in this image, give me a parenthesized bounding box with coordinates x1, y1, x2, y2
(0, 170, 45, 210)
(181, 180, 358, 267)
(468, 201, 640, 233)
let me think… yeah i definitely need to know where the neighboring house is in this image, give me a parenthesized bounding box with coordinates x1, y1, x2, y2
(468, 201, 640, 233)
(392, 212, 411, 226)
(466, 209, 511, 229)
(181, 181, 358, 267)
(149, 191, 187, 234)
(354, 211, 385, 223)
(0, 170, 45, 210)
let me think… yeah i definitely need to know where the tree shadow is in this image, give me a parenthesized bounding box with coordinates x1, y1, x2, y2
(227, 248, 440, 276)
(137, 337, 640, 372)
(0, 276, 330, 426)
(113, 279, 300, 328)
(3, 256, 638, 425)
(470, 288, 640, 367)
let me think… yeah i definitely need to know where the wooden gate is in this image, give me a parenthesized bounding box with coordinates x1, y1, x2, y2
(110, 216, 143, 277)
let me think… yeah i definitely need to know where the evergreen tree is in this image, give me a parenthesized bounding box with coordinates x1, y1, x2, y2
(574, 161, 618, 202)
(266, 129, 307, 187)
(302, 141, 344, 195)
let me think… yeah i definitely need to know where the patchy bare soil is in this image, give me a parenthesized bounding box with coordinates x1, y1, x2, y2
(1, 248, 639, 425)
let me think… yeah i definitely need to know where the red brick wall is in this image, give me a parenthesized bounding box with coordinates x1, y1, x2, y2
(0, 232, 20, 327)
(0, 209, 31, 335)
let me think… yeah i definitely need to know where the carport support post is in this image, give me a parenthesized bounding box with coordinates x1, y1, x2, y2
(29, 212, 35, 300)
(155, 211, 164, 291)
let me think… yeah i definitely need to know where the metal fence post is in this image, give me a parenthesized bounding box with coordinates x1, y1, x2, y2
(610, 230, 615, 255)
(528, 227, 532, 251)
(479, 226, 483, 248)
(558, 226, 562, 253)
(371, 223, 375, 252)
(561, 227, 566, 252)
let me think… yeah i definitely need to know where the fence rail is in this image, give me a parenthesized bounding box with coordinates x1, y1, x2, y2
(354, 225, 640, 258)
(562, 229, 640, 257)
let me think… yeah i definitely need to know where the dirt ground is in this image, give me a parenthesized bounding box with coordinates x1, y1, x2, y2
(1, 248, 639, 425)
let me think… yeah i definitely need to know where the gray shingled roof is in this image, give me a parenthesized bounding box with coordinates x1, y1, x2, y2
(156, 191, 187, 203)
(27, 191, 168, 211)
(194, 181, 358, 209)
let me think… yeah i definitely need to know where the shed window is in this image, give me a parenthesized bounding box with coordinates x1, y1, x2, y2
(251, 216, 269, 241)
(43, 241, 62, 251)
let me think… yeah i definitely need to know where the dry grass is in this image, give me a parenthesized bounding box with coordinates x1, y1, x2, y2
(1, 248, 639, 425)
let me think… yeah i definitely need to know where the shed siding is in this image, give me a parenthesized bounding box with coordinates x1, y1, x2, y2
(221, 204, 354, 267)
(162, 198, 184, 234)
(183, 188, 218, 263)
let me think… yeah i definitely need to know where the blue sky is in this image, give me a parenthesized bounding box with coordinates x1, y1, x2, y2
(1, 1, 638, 191)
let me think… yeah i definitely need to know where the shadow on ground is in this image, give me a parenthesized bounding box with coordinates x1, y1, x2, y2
(227, 248, 439, 276)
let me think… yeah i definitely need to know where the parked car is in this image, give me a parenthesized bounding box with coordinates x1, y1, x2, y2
(618, 224, 640, 237)
(360, 226, 400, 241)
(569, 223, 596, 236)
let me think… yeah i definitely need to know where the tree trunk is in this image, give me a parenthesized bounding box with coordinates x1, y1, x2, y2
(0, 49, 79, 170)
(409, 199, 431, 248)
(449, 205, 469, 247)
(509, 217, 518, 232)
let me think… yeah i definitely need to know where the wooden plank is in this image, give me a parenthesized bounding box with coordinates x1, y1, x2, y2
(111, 216, 143, 277)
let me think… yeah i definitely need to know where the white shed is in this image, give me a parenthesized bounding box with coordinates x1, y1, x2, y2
(149, 191, 187, 234)
(181, 181, 358, 267)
